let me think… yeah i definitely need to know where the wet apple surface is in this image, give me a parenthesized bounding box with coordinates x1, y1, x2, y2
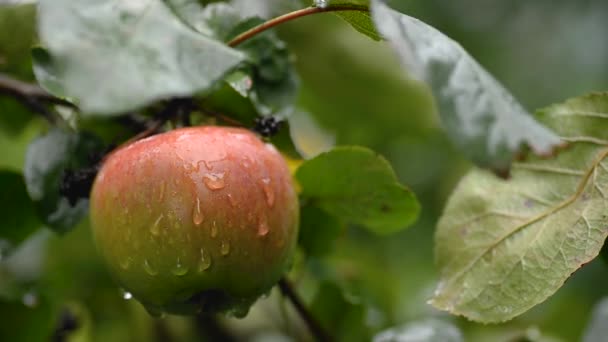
(90, 126, 299, 316)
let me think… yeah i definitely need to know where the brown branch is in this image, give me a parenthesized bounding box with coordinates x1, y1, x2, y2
(228, 5, 369, 47)
(278, 278, 333, 342)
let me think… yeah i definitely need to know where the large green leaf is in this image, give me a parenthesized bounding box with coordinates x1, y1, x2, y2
(371, 0, 563, 176)
(24, 128, 103, 234)
(0, 170, 41, 257)
(36, 0, 245, 114)
(431, 93, 608, 322)
(296, 146, 419, 234)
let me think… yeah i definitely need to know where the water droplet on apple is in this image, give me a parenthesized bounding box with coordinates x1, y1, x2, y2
(260, 177, 275, 207)
(220, 241, 230, 256)
(151, 214, 163, 236)
(172, 257, 189, 276)
(198, 248, 212, 272)
(144, 259, 158, 276)
(203, 172, 226, 190)
(158, 181, 166, 201)
(258, 217, 269, 237)
(227, 193, 237, 207)
(211, 221, 218, 238)
(123, 291, 133, 300)
(193, 198, 203, 226)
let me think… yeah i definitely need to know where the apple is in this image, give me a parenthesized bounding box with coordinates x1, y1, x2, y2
(89, 126, 299, 317)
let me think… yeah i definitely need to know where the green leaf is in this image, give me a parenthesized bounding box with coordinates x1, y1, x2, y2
(371, 0, 563, 176)
(296, 146, 419, 234)
(36, 0, 245, 114)
(311, 281, 371, 342)
(583, 297, 608, 342)
(0, 295, 55, 342)
(0, 170, 41, 257)
(373, 319, 463, 342)
(24, 128, 104, 234)
(328, 1, 380, 41)
(299, 204, 344, 256)
(31, 47, 67, 98)
(431, 93, 608, 322)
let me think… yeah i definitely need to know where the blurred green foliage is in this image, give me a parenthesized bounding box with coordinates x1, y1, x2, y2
(1, 0, 608, 341)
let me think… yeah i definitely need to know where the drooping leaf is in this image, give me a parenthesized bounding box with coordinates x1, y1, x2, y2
(371, 0, 563, 176)
(431, 93, 608, 322)
(0, 170, 41, 257)
(296, 146, 419, 234)
(583, 297, 608, 342)
(373, 319, 463, 342)
(36, 0, 245, 114)
(24, 128, 104, 234)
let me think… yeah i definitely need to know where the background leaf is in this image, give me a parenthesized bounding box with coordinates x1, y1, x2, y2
(36, 0, 245, 114)
(0, 170, 41, 257)
(298, 204, 344, 257)
(24, 128, 103, 234)
(431, 93, 608, 322)
(371, 0, 563, 175)
(296, 146, 420, 234)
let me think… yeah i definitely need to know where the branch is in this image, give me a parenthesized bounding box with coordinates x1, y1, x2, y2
(0, 73, 75, 123)
(227, 4, 369, 47)
(278, 278, 333, 342)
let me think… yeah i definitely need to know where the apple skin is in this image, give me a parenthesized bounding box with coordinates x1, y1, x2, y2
(90, 126, 299, 316)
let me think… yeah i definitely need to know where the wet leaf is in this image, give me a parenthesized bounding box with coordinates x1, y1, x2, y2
(296, 146, 419, 234)
(431, 93, 608, 322)
(36, 0, 245, 114)
(371, 0, 563, 175)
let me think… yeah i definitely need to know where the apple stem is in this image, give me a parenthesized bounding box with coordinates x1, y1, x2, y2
(227, 4, 370, 48)
(278, 277, 333, 342)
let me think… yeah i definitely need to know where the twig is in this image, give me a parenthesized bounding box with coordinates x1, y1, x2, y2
(0, 73, 75, 124)
(228, 4, 369, 47)
(278, 278, 333, 342)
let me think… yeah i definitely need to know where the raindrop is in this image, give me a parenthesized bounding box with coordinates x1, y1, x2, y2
(151, 214, 164, 236)
(227, 193, 237, 207)
(198, 248, 212, 272)
(144, 259, 158, 276)
(260, 178, 275, 207)
(258, 217, 269, 237)
(203, 172, 226, 190)
(172, 257, 189, 276)
(123, 291, 133, 300)
(22, 292, 38, 308)
(221, 241, 231, 256)
(158, 181, 166, 201)
(211, 221, 218, 238)
(193, 198, 203, 226)
(315, 0, 328, 8)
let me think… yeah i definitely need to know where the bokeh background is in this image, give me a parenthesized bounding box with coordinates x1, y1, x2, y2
(1, 0, 608, 341)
